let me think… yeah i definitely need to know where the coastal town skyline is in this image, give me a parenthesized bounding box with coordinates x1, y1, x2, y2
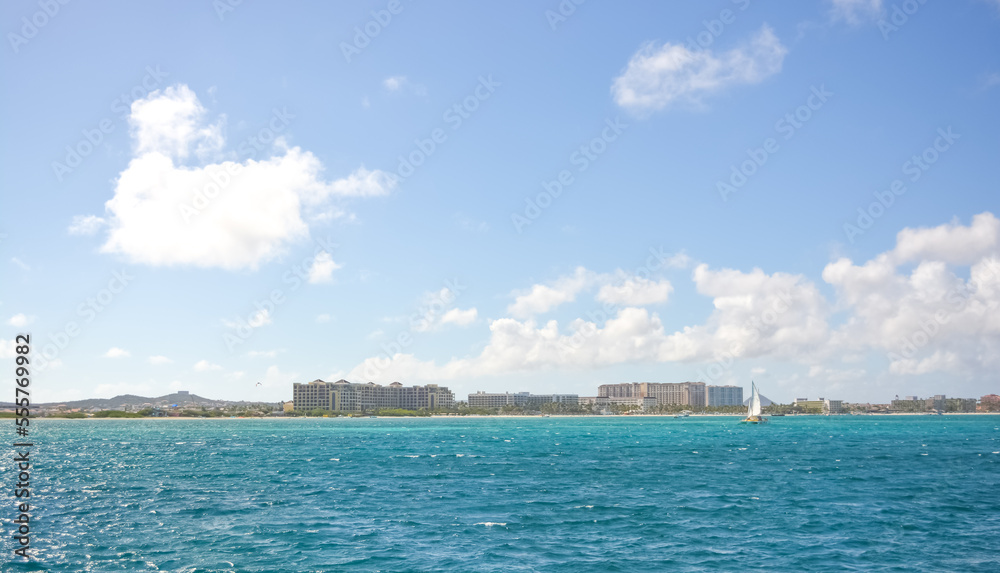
(3, 1, 1000, 406)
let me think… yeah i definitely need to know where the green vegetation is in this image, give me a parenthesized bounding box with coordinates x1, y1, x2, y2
(47, 412, 87, 418)
(92, 410, 143, 418)
(375, 408, 430, 417)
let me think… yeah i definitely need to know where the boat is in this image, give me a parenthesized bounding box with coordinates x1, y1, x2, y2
(740, 381, 768, 424)
(674, 410, 692, 418)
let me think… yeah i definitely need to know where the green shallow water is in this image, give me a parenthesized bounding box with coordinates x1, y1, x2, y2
(1, 415, 999, 572)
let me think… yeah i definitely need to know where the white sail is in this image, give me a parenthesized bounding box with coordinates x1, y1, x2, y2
(748, 382, 762, 417)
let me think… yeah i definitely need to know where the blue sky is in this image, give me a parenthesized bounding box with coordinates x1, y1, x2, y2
(2, 0, 999, 404)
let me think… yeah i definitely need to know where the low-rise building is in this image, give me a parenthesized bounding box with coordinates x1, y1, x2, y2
(793, 397, 842, 414)
(980, 394, 1000, 412)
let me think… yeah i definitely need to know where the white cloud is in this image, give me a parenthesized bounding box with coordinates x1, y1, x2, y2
(507, 267, 596, 319)
(148, 355, 173, 365)
(315, 313, 333, 323)
(891, 212, 1000, 266)
(824, 213, 1000, 377)
(828, 0, 883, 25)
(596, 276, 673, 306)
(612, 25, 787, 113)
(440, 307, 478, 327)
(0, 339, 15, 358)
(260, 365, 297, 388)
(247, 350, 279, 358)
(307, 251, 342, 284)
(11, 257, 29, 271)
(249, 309, 271, 328)
(347, 212, 1000, 396)
(383, 76, 406, 91)
(194, 359, 222, 372)
(105, 347, 130, 358)
(68, 215, 107, 236)
(225, 371, 246, 381)
(78, 84, 394, 271)
(130, 84, 224, 160)
(7, 313, 33, 327)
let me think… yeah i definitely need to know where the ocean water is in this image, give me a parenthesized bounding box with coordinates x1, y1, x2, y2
(1, 416, 999, 572)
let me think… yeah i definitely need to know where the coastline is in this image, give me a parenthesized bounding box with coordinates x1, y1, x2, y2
(23, 412, 1000, 420)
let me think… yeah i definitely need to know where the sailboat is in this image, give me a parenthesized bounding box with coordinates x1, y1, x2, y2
(741, 381, 768, 424)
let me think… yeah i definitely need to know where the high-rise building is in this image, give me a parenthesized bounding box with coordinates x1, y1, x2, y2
(705, 385, 744, 407)
(597, 382, 707, 407)
(293, 379, 454, 412)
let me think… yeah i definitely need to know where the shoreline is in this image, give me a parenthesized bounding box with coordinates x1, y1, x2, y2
(18, 412, 1000, 420)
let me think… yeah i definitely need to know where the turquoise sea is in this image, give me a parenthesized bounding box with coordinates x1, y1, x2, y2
(2, 416, 999, 572)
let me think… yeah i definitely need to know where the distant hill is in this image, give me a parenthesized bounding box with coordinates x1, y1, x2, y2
(35, 391, 278, 410)
(743, 394, 774, 407)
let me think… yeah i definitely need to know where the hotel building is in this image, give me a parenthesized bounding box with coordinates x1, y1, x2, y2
(293, 379, 455, 412)
(468, 392, 579, 408)
(705, 385, 744, 407)
(597, 382, 707, 407)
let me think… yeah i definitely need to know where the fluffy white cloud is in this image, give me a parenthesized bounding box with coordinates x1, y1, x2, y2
(507, 267, 596, 318)
(105, 347, 130, 358)
(307, 251, 342, 284)
(596, 276, 673, 306)
(824, 213, 1000, 377)
(194, 359, 222, 372)
(440, 307, 478, 327)
(0, 339, 15, 359)
(347, 212, 1000, 396)
(7, 313, 32, 327)
(148, 355, 173, 365)
(79, 84, 394, 271)
(612, 25, 786, 113)
(315, 313, 333, 323)
(891, 212, 1000, 265)
(130, 85, 224, 160)
(67, 215, 106, 236)
(828, 0, 883, 24)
